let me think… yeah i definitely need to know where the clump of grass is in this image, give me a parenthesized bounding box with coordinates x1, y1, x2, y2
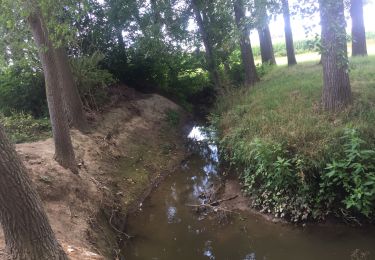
(165, 109, 181, 127)
(213, 56, 375, 222)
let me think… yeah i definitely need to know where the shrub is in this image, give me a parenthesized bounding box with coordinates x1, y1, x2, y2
(0, 112, 51, 143)
(224, 137, 313, 222)
(319, 129, 375, 218)
(71, 51, 117, 110)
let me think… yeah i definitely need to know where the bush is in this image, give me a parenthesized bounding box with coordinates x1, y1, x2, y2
(319, 129, 375, 218)
(0, 113, 51, 143)
(236, 138, 312, 222)
(71, 51, 117, 110)
(0, 65, 47, 117)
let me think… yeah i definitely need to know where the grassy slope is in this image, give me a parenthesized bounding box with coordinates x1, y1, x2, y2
(214, 56, 375, 221)
(218, 56, 375, 159)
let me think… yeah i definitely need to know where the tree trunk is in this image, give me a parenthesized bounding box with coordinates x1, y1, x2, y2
(28, 9, 78, 173)
(282, 0, 297, 65)
(150, 0, 163, 37)
(233, 0, 259, 86)
(0, 125, 68, 260)
(257, 25, 276, 65)
(55, 47, 89, 133)
(319, 0, 352, 111)
(117, 28, 125, 50)
(191, 0, 222, 91)
(350, 0, 367, 56)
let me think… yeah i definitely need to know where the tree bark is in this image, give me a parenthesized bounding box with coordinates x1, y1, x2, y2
(0, 125, 67, 260)
(257, 25, 276, 65)
(191, 0, 222, 91)
(233, 0, 259, 86)
(55, 47, 89, 133)
(255, 0, 276, 65)
(319, 0, 352, 111)
(350, 0, 367, 56)
(282, 0, 297, 65)
(28, 9, 78, 173)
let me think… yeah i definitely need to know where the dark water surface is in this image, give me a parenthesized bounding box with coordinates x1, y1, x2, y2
(124, 127, 375, 260)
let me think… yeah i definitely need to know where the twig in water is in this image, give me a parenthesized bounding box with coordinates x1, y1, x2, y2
(109, 210, 133, 239)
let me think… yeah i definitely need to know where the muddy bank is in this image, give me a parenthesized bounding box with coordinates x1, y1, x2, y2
(0, 87, 189, 259)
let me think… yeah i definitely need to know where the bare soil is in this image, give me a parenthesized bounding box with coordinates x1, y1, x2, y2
(0, 87, 188, 259)
(220, 178, 286, 224)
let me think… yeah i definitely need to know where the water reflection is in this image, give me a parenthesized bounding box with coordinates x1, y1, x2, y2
(166, 206, 178, 224)
(243, 253, 256, 260)
(124, 126, 375, 260)
(187, 126, 220, 205)
(203, 240, 215, 259)
(188, 126, 219, 163)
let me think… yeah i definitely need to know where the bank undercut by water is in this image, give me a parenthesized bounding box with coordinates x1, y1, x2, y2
(212, 56, 375, 224)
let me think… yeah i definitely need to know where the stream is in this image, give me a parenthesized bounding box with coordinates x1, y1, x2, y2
(124, 126, 375, 260)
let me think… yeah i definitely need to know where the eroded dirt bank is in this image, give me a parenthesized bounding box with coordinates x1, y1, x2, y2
(0, 88, 188, 259)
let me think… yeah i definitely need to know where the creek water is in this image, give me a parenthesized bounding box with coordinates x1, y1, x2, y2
(124, 126, 375, 260)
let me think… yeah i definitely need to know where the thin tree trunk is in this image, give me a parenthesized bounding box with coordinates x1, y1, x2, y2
(233, 0, 259, 86)
(0, 125, 67, 260)
(191, 0, 222, 91)
(319, 0, 352, 111)
(55, 47, 89, 132)
(117, 28, 125, 50)
(28, 9, 78, 173)
(257, 25, 276, 65)
(282, 0, 297, 65)
(350, 0, 367, 56)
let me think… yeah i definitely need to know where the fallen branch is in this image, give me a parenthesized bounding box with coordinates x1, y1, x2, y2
(186, 195, 240, 215)
(209, 195, 238, 206)
(186, 203, 240, 215)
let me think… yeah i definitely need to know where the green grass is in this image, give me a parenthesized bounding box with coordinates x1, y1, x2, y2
(217, 56, 375, 159)
(213, 56, 375, 222)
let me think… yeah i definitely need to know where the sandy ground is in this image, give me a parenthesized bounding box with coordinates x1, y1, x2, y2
(0, 87, 188, 259)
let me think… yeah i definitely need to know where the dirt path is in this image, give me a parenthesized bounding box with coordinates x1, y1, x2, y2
(0, 88, 188, 259)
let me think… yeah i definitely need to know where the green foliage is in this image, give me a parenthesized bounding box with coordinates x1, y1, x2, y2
(319, 129, 375, 218)
(71, 51, 117, 110)
(165, 109, 180, 127)
(113, 45, 210, 106)
(214, 56, 375, 222)
(0, 65, 47, 117)
(0, 112, 51, 143)
(233, 138, 312, 222)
